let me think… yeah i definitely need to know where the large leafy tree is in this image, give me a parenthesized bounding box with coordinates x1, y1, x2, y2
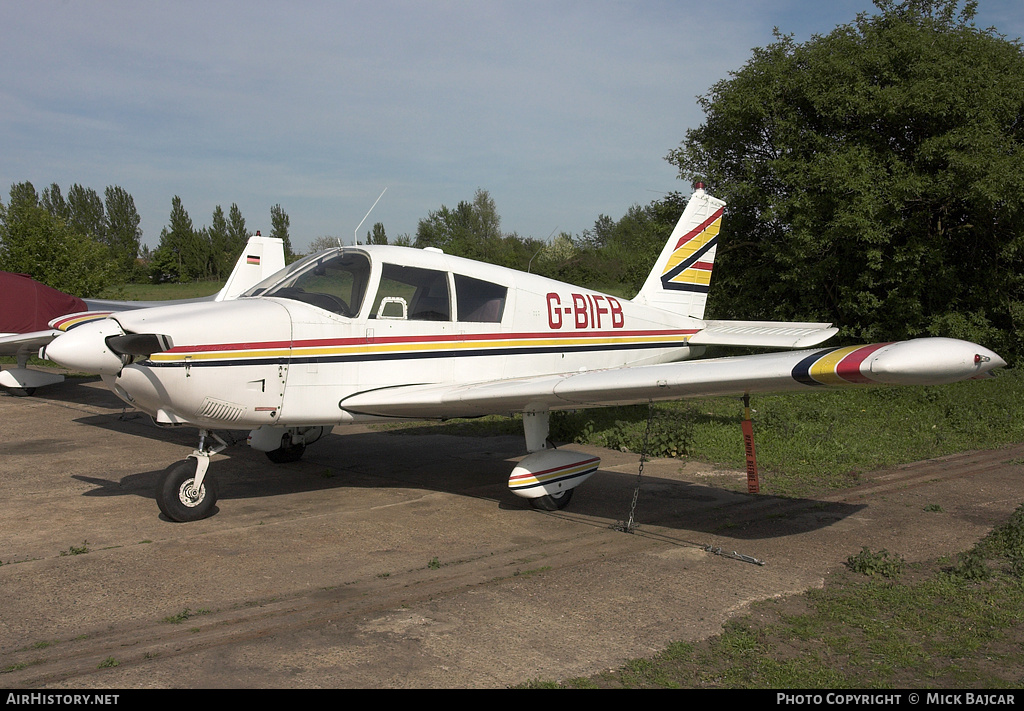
(0, 182, 119, 296)
(667, 0, 1024, 359)
(15, 181, 142, 283)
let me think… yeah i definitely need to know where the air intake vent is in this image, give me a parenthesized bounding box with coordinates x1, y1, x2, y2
(197, 398, 245, 422)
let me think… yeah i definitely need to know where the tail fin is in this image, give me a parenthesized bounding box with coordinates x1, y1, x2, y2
(214, 234, 287, 301)
(633, 187, 725, 319)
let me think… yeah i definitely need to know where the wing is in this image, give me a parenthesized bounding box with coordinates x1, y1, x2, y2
(0, 330, 60, 359)
(339, 338, 1004, 420)
(0, 330, 65, 390)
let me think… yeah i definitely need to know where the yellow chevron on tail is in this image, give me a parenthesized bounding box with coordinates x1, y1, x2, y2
(633, 186, 726, 319)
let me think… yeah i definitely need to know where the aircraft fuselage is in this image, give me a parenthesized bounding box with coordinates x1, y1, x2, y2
(85, 245, 703, 429)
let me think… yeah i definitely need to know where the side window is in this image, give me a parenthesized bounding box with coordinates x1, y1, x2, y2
(371, 264, 451, 321)
(455, 274, 507, 323)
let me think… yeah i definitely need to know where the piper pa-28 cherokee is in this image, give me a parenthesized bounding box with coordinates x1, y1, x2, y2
(42, 188, 1005, 522)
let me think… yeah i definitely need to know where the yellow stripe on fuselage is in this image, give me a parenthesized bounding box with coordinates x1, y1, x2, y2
(147, 332, 694, 364)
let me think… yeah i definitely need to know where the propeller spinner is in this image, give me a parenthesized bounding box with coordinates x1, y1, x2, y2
(45, 319, 173, 375)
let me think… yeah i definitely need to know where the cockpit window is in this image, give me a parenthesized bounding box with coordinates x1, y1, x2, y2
(257, 251, 371, 317)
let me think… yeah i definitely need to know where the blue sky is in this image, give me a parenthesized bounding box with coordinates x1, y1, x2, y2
(2, 1, 1021, 253)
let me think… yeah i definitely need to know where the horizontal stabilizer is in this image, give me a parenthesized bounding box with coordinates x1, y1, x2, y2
(689, 320, 838, 349)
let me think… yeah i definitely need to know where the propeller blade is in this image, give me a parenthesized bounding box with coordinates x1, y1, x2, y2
(105, 333, 174, 356)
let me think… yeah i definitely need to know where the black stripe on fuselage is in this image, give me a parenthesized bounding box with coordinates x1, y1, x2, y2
(140, 339, 694, 368)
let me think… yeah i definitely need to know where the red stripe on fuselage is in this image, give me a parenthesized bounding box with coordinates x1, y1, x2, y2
(161, 328, 701, 354)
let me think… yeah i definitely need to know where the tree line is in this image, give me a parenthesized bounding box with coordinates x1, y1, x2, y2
(2, 1, 1021, 362)
(0, 183, 294, 294)
(0, 181, 139, 297)
(146, 198, 293, 284)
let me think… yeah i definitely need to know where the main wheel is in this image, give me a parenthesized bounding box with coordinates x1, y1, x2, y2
(528, 488, 574, 511)
(156, 458, 218, 522)
(265, 434, 306, 463)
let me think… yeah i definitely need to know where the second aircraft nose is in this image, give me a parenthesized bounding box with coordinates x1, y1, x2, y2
(44, 319, 127, 376)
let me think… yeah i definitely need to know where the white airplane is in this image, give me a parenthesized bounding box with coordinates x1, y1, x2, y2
(0, 234, 286, 395)
(41, 188, 1005, 522)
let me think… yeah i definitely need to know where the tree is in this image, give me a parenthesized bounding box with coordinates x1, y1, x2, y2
(226, 203, 248, 257)
(531, 192, 688, 293)
(366, 222, 388, 245)
(270, 204, 293, 259)
(40, 183, 69, 222)
(414, 189, 514, 264)
(150, 196, 210, 283)
(66, 184, 105, 244)
(208, 205, 231, 278)
(103, 185, 142, 280)
(306, 235, 342, 254)
(0, 182, 119, 296)
(666, 0, 1024, 359)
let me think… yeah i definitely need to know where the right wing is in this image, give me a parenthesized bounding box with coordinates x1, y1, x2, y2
(339, 338, 1004, 420)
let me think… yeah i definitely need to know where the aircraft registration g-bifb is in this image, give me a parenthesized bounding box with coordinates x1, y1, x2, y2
(40, 187, 1005, 522)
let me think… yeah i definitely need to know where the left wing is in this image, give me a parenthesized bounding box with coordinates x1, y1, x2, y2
(0, 330, 58, 358)
(339, 338, 1004, 420)
(0, 330, 65, 391)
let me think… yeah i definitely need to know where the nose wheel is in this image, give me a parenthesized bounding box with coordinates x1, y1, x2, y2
(155, 429, 226, 522)
(156, 457, 218, 522)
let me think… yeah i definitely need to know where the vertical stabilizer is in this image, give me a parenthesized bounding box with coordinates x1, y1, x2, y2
(633, 187, 725, 319)
(214, 235, 287, 301)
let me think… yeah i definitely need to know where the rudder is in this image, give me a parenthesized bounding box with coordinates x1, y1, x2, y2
(633, 186, 725, 319)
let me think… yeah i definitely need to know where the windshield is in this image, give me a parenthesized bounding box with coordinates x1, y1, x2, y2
(246, 249, 371, 318)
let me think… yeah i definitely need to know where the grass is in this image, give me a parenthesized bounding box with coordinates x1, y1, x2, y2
(117, 280, 225, 301)
(525, 507, 1024, 689)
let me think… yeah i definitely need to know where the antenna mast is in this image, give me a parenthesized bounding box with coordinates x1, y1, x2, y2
(354, 188, 388, 245)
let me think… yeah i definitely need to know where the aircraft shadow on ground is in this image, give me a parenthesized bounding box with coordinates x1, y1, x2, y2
(66, 403, 866, 540)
